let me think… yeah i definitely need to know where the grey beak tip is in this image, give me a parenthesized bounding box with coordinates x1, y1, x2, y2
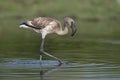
(71, 34, 74, 37)
(70, 21, 77, 37)
(71, 28, 77, 37)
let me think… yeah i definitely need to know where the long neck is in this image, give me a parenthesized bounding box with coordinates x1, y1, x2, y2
(56, 21, 68, 35)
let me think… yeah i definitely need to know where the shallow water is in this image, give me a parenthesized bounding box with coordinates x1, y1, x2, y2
(0, 38, 120, 80)
(0, 58, 120, 80)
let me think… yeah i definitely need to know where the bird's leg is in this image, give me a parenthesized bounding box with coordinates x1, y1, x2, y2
(40, 39, 63, 65)
(40, 39, 45, 61)
(42, 51, 63, 65)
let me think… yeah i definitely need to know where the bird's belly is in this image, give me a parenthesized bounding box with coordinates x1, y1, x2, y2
(33, 21, 56, 34)
(33, 27, 54, 35)
(42, 25, 55, 34)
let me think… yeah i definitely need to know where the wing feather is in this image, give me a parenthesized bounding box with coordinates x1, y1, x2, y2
(30, 17, 54, 29)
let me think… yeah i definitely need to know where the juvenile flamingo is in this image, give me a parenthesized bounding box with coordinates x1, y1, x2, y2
(19, 17, 77, 64)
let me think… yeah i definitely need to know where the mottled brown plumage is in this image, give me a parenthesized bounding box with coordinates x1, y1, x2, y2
(31, 17, 54, 29)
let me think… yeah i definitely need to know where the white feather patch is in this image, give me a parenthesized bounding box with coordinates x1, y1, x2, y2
(19, 24, 29, 29)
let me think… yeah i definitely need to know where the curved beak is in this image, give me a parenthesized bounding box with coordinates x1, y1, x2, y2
(71, 22, 77, 36)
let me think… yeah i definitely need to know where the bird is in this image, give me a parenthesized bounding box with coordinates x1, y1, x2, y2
(19, 17, 77, 65)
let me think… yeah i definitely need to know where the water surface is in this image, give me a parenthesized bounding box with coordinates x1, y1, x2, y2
(0, 38, 120, 80)
(0, 58, 120, 80)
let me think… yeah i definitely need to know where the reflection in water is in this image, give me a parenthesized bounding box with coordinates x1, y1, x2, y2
(0, 58, 65, 80)
(39, 63, 63, 80)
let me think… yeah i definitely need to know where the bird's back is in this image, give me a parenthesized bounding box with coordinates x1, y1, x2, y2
(30, 17, 55, 29)
(20, 17, 62, 34)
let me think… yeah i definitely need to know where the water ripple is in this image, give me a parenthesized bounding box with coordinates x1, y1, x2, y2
(0, 58, 120, 80)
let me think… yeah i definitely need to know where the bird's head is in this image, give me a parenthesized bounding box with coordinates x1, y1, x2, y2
(64, 17, 77, 37)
